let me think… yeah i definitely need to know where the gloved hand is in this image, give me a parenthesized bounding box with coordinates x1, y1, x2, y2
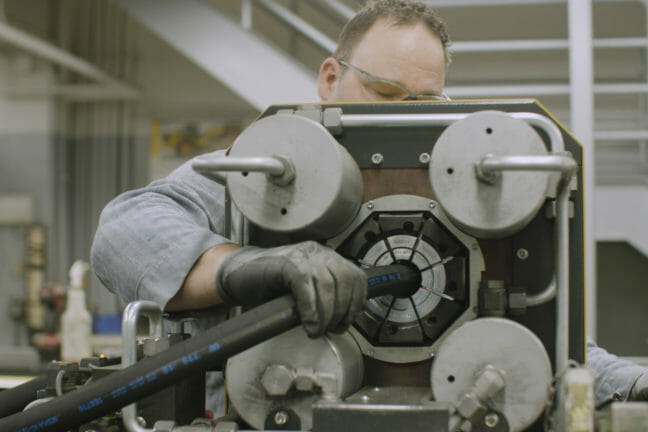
(216, 240, 367, 338)
(629, 373, 648, 401)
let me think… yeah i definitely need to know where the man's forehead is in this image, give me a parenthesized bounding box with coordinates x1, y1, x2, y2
(346, 19, 446, 89)
(349, 18, 444, 63)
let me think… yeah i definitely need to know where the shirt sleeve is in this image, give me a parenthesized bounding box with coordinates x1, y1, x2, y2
(587, 337, 648, 407)
(91, 151, 232, 308)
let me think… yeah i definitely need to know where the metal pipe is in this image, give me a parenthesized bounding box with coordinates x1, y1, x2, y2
(446, 84, 571, 98)
(509, 112, 566, 152)
(241, 0, 252, 30)
(316, 0, 355, 20)
(475, 152, 577, 353)
(478, 154, 578, 175)
(595, 83, 648, 94)
(569, 0, 595, 345)
(340, 112, 470, 128)
(527, 276, 557, 306)
(594, 37, 648, 48)
(121, 301, 164, 432)
(476, 155, 574, 372)
(424, 0, 645, 7)
(444, 83, 648, 98)
(555, 175, 572, 374)
(338, 111, 566, 151)
(594, 130, 648, 140)
(451, 37, 648, 53)
(0, 20, 139, 100)
(191, 155, 286, 176)
(256, 0, 337, 53)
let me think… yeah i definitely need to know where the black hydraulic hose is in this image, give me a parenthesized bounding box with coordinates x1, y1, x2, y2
(0, 374, 47, 418)
(0, 263, 419, 432)
(365, 262, 421, 298)
(0, 295, 300, 432)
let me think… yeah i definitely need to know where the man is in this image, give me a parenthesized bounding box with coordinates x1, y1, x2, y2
(92, 0, 646, 412)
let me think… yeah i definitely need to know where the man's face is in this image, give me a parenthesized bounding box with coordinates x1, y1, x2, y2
(318, 18, 446, 102)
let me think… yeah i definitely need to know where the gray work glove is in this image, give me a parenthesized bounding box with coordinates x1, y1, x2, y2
(216, 240, 367, 338)
(629, 373, 648, 401)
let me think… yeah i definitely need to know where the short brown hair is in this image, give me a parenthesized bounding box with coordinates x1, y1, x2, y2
(333, 0, 451, 67)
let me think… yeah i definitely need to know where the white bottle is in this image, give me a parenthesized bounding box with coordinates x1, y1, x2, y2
(60, 260, 92, 362)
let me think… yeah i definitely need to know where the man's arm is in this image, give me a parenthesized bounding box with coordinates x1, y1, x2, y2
(91, 155, 232, 309)
(587, 338, 648, 407)
(91, 152, 367, 337)
(166, 243, 240, 311)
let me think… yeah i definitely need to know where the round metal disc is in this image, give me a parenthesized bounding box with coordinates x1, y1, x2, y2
(228, 114, 363, 239)
(226, 327, 363, 430)
(431, 318, 552, 432)
(429, 111, 550, 238)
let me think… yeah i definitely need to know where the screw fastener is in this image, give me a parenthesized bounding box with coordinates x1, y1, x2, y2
(419, 153, 431, 164)
(371, 153, 384, 165)
(516, 248, 529, 260)
(484, 412, 500, 428)
(274, 411, 288, 425)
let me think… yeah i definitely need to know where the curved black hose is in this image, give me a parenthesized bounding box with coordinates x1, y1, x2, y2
(0, 374, 47, 418)
(0, 264, 419, 432)
(364, 263, 421, 298)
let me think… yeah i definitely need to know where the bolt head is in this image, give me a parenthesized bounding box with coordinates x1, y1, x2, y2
(371, 153, 384, 165)
(367, 201, 374, 209)
(419, 153, 431, 164)
(153, 420, 176, 432)
(516, 248, 529, 260)
(274, 411, 289, 425)
(484, 412, 500, 428)
(456, 394, 487, 422)
(261, 364, 294, 396)
(294, 367, 315, 392)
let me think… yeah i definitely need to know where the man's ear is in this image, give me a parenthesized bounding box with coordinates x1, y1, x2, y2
(317, 57, 340, 102)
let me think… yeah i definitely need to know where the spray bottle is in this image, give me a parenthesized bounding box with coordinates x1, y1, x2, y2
(60, 260, 92, 362)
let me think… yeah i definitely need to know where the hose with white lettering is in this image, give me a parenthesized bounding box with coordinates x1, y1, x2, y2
(0, 263, 419, 432)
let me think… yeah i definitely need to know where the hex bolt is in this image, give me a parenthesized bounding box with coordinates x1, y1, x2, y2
(484, 412, 500, 428)
(274, 411, 289, 426)
(294, 367, 315, 392)
(261, 364, 295, 396)
(419, 153, 431, 164)
(152, 420, 176, 432)
(429, 201, 436, 209)
(371, 153, 384, 165)
(516, 248, 529, 260)
(367, 201, 375, 210)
